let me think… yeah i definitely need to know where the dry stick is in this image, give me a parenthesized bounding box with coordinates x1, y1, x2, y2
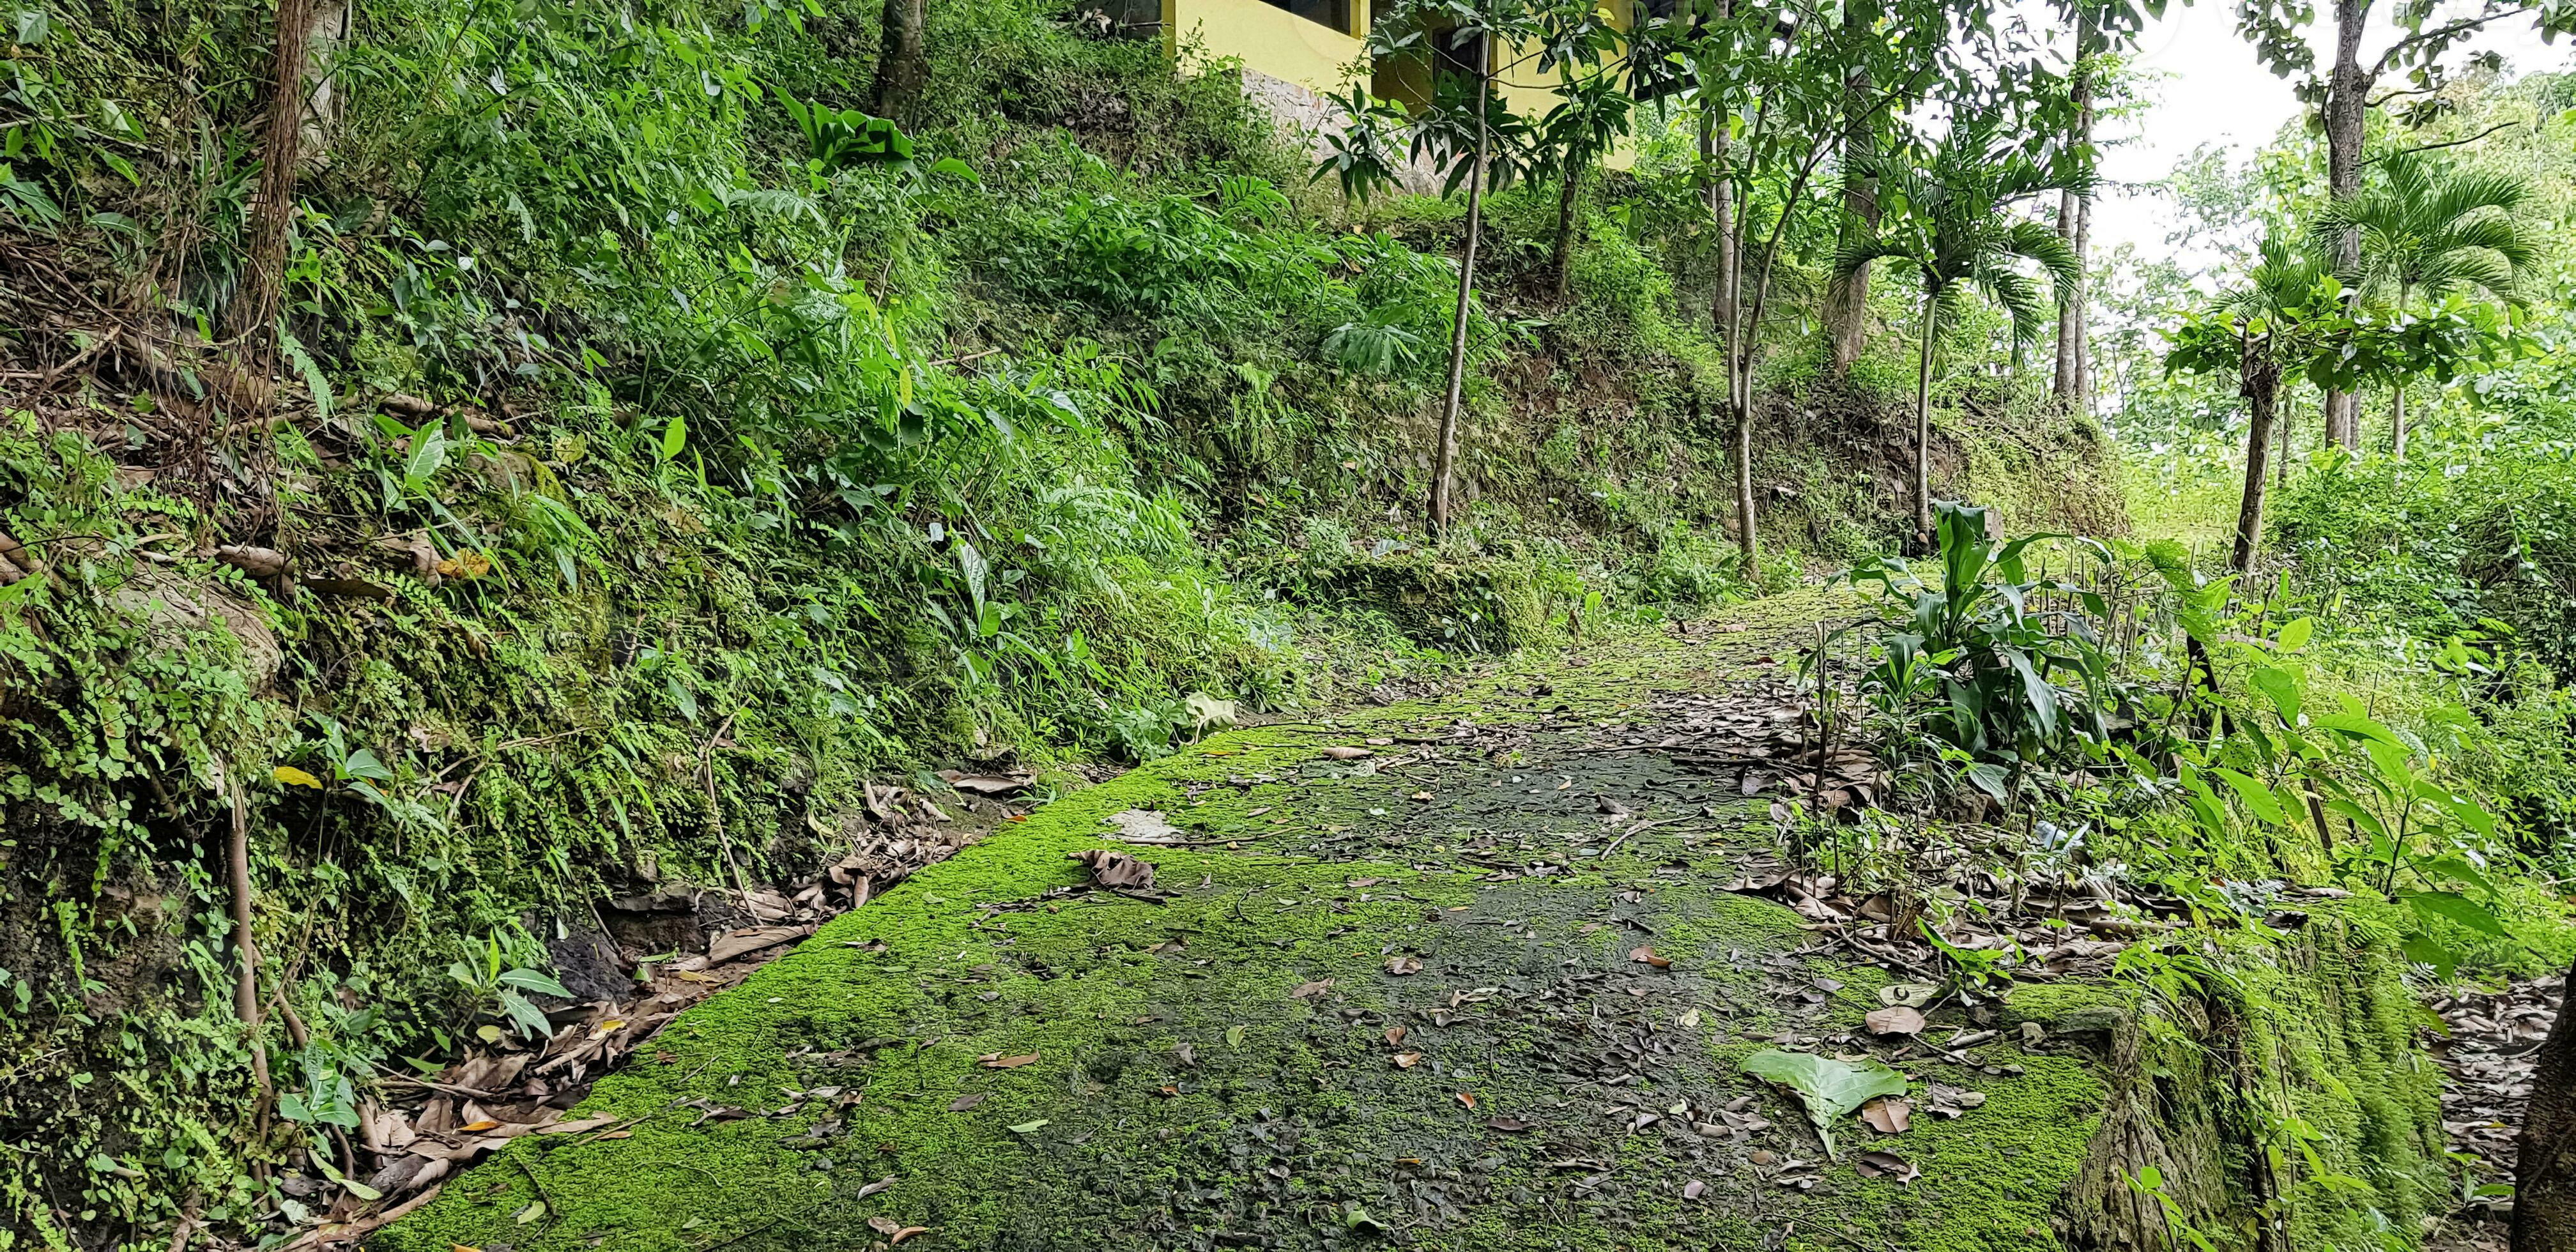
(227, 776, 273, 1113)
(697, 714, 752, 903)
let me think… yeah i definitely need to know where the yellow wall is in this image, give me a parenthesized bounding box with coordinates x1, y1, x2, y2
(1169, 0, 1367, 95)
(1166, 0, 1638, 169)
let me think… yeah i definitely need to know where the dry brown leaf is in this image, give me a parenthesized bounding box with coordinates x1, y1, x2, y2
(1629, 945, 1671, 970)
(1290, 979, 1333, 1000)
(948, 1094, 985, 1111)
(1392, 1052, 1422, 1069)
(978, 1053, 1040, 1069)
(1384, 956, 1423, 976)
(868, 1216, 901, 1236)
(1068, 848, 1156, 889)
(1863, 1005, 1926, 1036)
(891, 1227, 932, 1244)
(1455, 1091, 1477, 1109)
(1855, 1150, 1919, 1183)
(1384, 1025, 1407, 1046)
(1859, 1096, 1912, 1134)
(1319, 745, 1374, 760)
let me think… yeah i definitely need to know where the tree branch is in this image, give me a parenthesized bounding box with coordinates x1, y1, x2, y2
(2374, 7, 2528, 75)
(2364, 119, 2524, 165)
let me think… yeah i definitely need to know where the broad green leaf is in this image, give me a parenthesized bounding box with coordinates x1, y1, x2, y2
(340, 749, 395, 782)
(2213, 768, 2287, 825)
(272, 765, 324, 789)
(401, 422, 448, 491)
(2273, 616, 2314, 652)
(661, 414, 687, 461)
(2324, 798, 2388, 841)
(2405, 890, 2512, 939)
(1740, 1049, 1906, 1159)
(2399, 935, 2457, 980)
(498, 966, 574, 998)
(2250, 668, 2301, 726)
(2312, 708, 2403, 748)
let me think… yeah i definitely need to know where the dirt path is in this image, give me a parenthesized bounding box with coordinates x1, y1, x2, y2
(377, 590, 2119, 1252)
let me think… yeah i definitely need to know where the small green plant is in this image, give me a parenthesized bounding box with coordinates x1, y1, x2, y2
(448, 930, 574, 1041)
(1849, 501, 2124, 789)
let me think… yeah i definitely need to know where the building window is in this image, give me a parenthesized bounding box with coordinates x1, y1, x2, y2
(1264, 0, 1350, 33)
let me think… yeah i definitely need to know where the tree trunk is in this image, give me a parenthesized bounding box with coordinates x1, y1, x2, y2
(2513, 958, 2576, 1252)
(1732, 353, 1758, 579)
(2389, 279, 2412, 460)
(1705, 88, 1752, 572)
(2232, 351, 2278, 573)
(231, 0, 319, 368)
(871, 0, 928, 124)
(2276, 390, 2292, 488)
(1825, 68, 1875, 374)
(227, 779, 271, 1106)
(1549, 164, 1582, 303)
(2320, 0, 2372, 450)
(2052, 6, 2096, 414)
(1912, 282, 1940, 553)
(1429, 86, 1490, 535)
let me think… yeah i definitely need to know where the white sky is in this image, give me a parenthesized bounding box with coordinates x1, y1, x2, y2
(2090, 2, 2576, 259)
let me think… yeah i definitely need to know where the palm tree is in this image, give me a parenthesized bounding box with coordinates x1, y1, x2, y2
(1836, 114, 2083, 553)
(2310, 153, 2531, 459)
(2174, 236, 2334, 572)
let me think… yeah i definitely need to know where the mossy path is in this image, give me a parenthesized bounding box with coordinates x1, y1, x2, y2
(381, 590, 2108, 1252)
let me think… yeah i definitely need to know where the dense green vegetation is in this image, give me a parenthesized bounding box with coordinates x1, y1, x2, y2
(3, 0, 2576, 1245)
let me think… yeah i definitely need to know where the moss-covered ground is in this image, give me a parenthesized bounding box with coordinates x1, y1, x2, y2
(380, 590, 2116, 1252)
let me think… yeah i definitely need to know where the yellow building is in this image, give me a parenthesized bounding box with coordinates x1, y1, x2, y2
(1152, 0, 1642, 170)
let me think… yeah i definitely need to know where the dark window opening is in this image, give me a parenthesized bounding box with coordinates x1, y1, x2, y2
(1263, 0, 1349, 33)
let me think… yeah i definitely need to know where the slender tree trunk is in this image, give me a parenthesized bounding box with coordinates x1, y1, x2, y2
(2052, 6, 2096, 414)
(1430, 85, 1490, 535)
(1913, 283, 1940, 553)
(1549, 164, 1582, 303)
(2321, 0, 2372, 450)
(871, 0, 928, 123)
(2276, 390, 2292, 488)
(2389, 279, 2412, 460)
(1826, 68, 1875, 374)
(2513, 958, 2576, 1252)
(227, 780, 271, 1106)
(231, 0, 318, 367)
(1706, 86, 1752, 572)
(2232, 352, 2278, 573)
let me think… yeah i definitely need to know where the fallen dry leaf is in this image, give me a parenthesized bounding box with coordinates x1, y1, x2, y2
(1455, 1091, 1477, 1109)
(1319, 745, 1374, 760)
(891, 1227, 933, 1244)
(1393, 1052, 1422, 1069)
(1863, 1005, 1926, 1036)
(1384, 956, 1423, 975)
(868, 1217, 901, 1236)
(1384, 1025, 1407, 1046)
(1070, 848, 1156, 889)
(1855, 1150, 1919, 1183)
(978, 1053, 1040, 1069)
(948, 1094, 985, 1111)
(1290, 979, 1333, 1000)
(1629, 945, 1671, 970)
(1487, 1117, 1530, 1132)
(1682, 1179, 1705, 1200)
(1859, 1096, 1912, 1134)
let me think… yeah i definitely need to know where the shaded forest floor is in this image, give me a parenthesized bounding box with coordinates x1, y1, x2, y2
(369, 590, 2128, 1252)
